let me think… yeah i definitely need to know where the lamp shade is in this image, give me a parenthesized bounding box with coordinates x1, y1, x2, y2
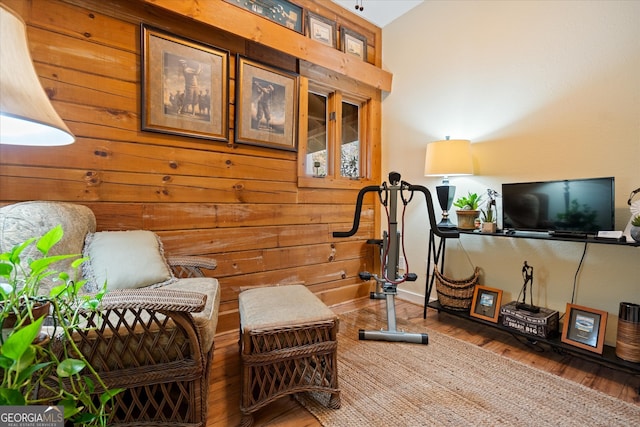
(0, 4, 74, 146)
(424, 139, 473, 177)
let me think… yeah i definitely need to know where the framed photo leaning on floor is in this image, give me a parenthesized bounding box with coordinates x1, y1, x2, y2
(561, 303, 608, 354)
(470, 285, 503, 323)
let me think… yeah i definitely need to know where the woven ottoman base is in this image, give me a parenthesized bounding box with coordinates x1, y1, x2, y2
(239, 285, 341, 427)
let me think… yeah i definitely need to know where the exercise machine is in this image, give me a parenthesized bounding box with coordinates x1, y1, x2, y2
(333, 172, 458, 344)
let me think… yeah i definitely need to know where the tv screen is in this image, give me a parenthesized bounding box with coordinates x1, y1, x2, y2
(502, 177, 615, 234)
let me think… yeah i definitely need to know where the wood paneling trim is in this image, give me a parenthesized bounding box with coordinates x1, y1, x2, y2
(142, 0, 392, 91)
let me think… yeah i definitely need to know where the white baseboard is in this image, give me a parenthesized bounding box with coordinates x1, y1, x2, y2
(397, 288, 436, 305)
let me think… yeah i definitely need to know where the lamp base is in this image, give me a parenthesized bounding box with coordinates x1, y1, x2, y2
(437, 217, 457, 229)
(435, 184, 456, 230)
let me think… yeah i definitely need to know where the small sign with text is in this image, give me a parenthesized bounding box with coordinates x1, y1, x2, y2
(0, 406, 64, 427)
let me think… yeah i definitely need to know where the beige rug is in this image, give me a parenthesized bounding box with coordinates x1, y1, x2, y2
(297, 308, 639, 426)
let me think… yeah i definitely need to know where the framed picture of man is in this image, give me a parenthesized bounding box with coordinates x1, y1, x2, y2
(141, 25, 229, 142)
(235, 56, 299, 151)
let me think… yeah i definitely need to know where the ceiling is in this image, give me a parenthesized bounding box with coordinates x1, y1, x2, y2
(330, 0, 424, 28)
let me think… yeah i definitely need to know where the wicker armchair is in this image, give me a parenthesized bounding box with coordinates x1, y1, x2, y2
(0, 201, 220, 426)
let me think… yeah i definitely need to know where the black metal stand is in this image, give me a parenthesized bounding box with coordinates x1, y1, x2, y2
(334, 172, 458, 344)
(423, 229, 449, 319)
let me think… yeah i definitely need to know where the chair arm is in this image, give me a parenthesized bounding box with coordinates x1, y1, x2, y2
(167, 256, 217, 278)
(98, 288, 207, 313)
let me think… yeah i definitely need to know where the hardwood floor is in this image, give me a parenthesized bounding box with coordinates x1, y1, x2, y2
(207, 297, 640, 426)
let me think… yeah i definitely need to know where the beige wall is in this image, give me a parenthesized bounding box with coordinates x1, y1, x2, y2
(381, 0, 639, 345)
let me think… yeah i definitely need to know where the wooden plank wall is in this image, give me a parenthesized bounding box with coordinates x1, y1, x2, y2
(0, 0, 384, 333)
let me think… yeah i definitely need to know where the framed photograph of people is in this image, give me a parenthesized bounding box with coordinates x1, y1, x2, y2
(141, 25, 229, 142)
(340, 27, 367, 61)
(306, 11, 337, 48)
(561, 303, 608, 354)
(224, 0, 303, 33)
(235, 56, 299, 151)
(470, 285, 503, 323)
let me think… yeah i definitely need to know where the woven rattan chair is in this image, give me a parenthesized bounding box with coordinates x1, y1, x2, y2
(0, 201, 220, 426)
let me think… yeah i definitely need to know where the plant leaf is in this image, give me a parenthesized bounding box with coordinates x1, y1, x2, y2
(57, 358, 86, 377)
(0, 388, 26, 405)
(0, 317, 44, 361)
(36, 225, 64, 255)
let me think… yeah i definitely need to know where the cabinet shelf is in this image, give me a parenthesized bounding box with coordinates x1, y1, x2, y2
(427, 301, 640, 374)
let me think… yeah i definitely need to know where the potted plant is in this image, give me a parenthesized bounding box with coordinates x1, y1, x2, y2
(481, 189, 499, 233)
(453, 192, 483, 230)
(630, 214, 640, 242)
(0, 225, 121, 426)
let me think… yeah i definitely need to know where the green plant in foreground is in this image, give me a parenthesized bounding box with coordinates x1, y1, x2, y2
(632, 215, 640, 227)
(0, 225, 122, 426)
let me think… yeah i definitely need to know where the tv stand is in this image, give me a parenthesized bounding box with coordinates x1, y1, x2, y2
(423, 229, 640, 374)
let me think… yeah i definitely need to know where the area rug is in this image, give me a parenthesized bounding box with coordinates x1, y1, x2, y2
(296, 308, 639, 426)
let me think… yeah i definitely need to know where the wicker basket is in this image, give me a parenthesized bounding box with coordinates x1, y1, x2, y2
(434, 267, 480, 311)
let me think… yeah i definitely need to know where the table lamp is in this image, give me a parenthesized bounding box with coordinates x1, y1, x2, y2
(424, 137, 473, 228)
(0, 4, 75, 146)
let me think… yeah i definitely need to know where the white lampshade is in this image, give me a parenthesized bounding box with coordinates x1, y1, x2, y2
(0, 4, 74, 146)
(424, 138, 473, 177)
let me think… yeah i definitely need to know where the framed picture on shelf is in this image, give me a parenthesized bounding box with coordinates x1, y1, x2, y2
(141, 25, 229, 142)
(235, 56, 299, 151)
(306, 11, 337, 48)
(470, 285, 503, 323)
(224, 0, 303, 33)
(340, 27, 367, 61)
(561, 303, 608, 354)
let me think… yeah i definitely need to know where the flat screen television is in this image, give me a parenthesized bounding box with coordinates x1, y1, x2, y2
(502, 177, 615, 234)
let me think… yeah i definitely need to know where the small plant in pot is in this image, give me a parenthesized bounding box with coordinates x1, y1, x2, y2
(630, 214, 640, 243)
(453, 192, 483, 230)
(0, 225, 121, 426)
(480, 189, 499, 233)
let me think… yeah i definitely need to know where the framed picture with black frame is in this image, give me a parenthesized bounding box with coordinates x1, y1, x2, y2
(561, 303, 608, 354)
(141, 25, 229, 142)
(235, 56, 299, 151)
(470, 285, 503, 323)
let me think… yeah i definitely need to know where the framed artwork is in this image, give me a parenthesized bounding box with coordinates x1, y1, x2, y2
(141, 25, 229, 142)
(470, 285, 502, 323)
(224, 0, 303, 33)
(561, 303, 608, 354)
(306, 11, 337, 48)
(235, 56, 299, 151)
(340, 27, 367, 61)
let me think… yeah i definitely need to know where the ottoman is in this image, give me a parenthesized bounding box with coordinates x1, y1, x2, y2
(239, 285, 341, 427)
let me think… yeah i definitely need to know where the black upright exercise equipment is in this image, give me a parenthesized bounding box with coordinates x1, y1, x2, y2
(334, 171, 459, 344)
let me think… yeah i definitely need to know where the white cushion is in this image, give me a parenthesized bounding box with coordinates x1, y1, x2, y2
(83, 230, 174, 292)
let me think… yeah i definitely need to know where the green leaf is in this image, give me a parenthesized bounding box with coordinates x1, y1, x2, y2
(0, 388, 26, 405)
(83, 375, 95, 393)
(1, 317, 44, 361)
(36, 225, 64, 255)
(0, 264, 13, 279)
(7, 238, 37, 264)
(58, 398, 82, 420)
(15, 361, 52, 385)
(57, 358, 86, 377)
(100, 387, 124, 405)
(29, 254, 77, 274)
(71, 257, 88, 269)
